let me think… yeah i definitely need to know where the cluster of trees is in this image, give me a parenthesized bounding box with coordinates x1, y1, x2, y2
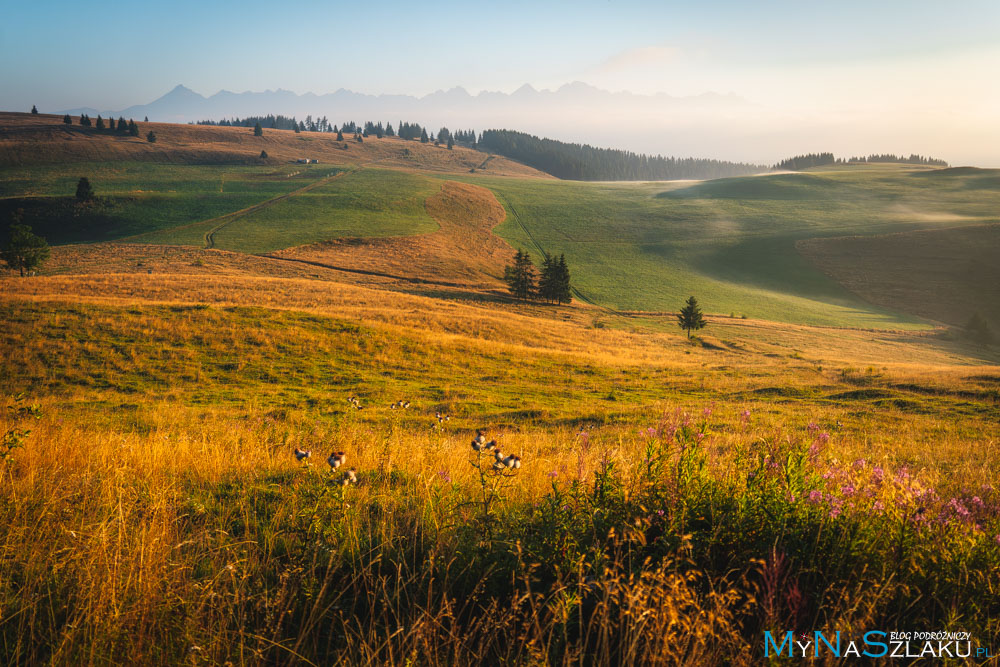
(847, 153, 948, 166)
(199, 115, 332, 132)
(503, 250, 572, 304)
(197, 116, 476, 149)
(774, 153, 836, 170)
(776, 152, 949, 170)
(64, 114, 141, 137)
(478, 129, 762, 181)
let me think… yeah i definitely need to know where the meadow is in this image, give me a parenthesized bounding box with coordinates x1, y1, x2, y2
(2, 114, 1000, 664)
(2, 277, 1000, 664)
(0, 162, 336, 245)
(5, 151, 998, 330)
(465, 165, 1000, 328)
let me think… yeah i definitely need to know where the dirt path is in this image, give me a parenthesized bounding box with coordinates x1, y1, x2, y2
(202, 168, 354, 248)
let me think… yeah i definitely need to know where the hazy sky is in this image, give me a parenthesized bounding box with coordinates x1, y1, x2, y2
(4, 0, 999, 164)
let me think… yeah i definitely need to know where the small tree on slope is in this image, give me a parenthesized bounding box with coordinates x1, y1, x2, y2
(1, 224, 50, 277)
(677, 296, 706, 339)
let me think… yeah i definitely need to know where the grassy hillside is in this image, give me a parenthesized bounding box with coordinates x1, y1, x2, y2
(463, 165, 1000, 327)
(0, 162, 341, 244)
(799, 223, 1000, 330)
(0, 112, 547, 177)
(130, 168, 442, 252)
(1, 282, 999, 664)
(3, 113, 1000, 330)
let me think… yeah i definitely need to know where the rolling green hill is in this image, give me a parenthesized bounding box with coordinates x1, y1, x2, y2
(468, 165, 1000, 327)
(4, 121, 1000, 330)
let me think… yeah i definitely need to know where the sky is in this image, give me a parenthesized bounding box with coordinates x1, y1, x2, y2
(3, 0, 999, 165)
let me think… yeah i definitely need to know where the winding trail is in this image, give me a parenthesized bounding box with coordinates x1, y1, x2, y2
(493, 192, 605, 309)
(202, 168, 355, 248)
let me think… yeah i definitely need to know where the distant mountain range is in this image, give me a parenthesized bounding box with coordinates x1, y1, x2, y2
(62, 82, 747, 128)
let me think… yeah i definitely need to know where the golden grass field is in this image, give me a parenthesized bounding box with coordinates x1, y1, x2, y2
(2, 269, 999, 663)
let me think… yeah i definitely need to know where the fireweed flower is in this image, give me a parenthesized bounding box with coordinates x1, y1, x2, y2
(841, 484, 856, 496)
(807, 422, 819, 432)
(817, 432, 830, 444)
(808, 490, 823, 504)
(872, 466, 884, 483)
(873, 501, 885, 513)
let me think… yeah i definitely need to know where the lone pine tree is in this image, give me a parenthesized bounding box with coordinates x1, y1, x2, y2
(1, 223, 50, 277)
(75, 177, 94, 202)
(677, 296, 706, 339)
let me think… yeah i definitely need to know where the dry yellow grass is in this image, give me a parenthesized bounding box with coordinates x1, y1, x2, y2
(2, 269, 999, 663)
(0, 112, 550, 178)
(5, 271, 998, 370)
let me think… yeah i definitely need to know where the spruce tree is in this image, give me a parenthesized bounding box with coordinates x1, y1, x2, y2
(420, 128, 429, 143)
(76, 177, 94, 202)
(95, 115, 105, 129)
(253, 122, 263, 137)
(117, 117, 127, 132)
(31, 105, 38, 114)
(128, 119, 139, 137)
(63, 114, 72, 124)
(259, 150, 268, 159)
(538, 254, 557, 302)
(447, 137, 454, 150)
(146, 130, 156, 143)
(336, 129, 344, 141)
(677, 296, 706, 339)
(503, 249, 537, 301)
(1, 223, 50, 277)
(554, 254, 572, 304)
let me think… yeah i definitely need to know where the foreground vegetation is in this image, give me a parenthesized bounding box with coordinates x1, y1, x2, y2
(2, 293, 999, 664)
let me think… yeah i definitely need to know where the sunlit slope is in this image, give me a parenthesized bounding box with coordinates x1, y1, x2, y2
(0, 111, 547, 177)
(465, 165, 1000, 328)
